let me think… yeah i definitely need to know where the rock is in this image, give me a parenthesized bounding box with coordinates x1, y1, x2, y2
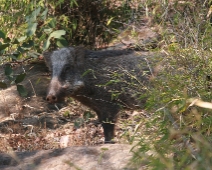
(0, 144, 138, 170)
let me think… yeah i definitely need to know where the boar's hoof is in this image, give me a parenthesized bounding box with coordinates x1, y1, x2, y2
(104, 140, 115, 144)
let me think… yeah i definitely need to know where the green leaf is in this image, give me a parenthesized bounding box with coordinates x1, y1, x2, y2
(18, 36, 27, 42)
(4, 65, 13, 76)
(43, 39, 50, 51)
(13, 39, 19, 44)
(82, 69, 96, 78)
(56, 38, 68, 47)
(0, 82, 7, 89)
(72, 19, 77, 31)
(74, 118, 84, 129)
(4, 37, 11, 43)
(39, 34, 46, 42)
(33, 7, 41, 17)
(44, 28, 53, 34)
(49, 30, 66, 39)
(43, 30, 66, 50)
(26, 7, 41, 23)
(0, 44, 9, 51)
(41, 8, 48, 20)
(5, 65, 14, 81)
(49, 18, 56, 28)
(36, 78, 41, 84)
(28, 52, 40, 58)
(10, 55, 18, 60)
(15, 73, 26, 84)
(83, 111, 95, 121)
(104, 79, 120, 86)
(17, 46, 25, 53)
(82, 69, 92, 76)
(11, 52, 20, 59)
(107, 17, 114, 26)
(70, 0, 78, 7)
(22, 40, 34, 49)
(17, 85, 28, 97)
(101, 148, 109, 151)
(0, 30, 5, 39)
(26, 22, 38, 36)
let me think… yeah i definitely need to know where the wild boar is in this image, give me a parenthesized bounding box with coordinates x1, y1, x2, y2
(43, 47, 155, 143)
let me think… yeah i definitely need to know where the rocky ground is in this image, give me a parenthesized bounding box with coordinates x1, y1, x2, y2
(0, 144, 141, 170)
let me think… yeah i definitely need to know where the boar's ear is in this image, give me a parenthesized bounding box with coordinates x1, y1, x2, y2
(43, 51, 53, 71)
(74, 46, 85, 67)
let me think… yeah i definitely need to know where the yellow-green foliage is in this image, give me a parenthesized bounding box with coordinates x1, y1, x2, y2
(130, 1, 212, 169)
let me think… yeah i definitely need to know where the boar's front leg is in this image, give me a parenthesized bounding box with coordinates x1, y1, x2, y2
(74, 95, 120, 143)
(102, 120, 116, 143)
(96, 106, 119, 143)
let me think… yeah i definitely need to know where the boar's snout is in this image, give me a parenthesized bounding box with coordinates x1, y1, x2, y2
(46, 94, 58, 103)
(46, 76, 85, 103)
(46, 77, 64, 103)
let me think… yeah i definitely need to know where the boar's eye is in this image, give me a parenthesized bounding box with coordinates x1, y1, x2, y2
(63, 65, 72, 73)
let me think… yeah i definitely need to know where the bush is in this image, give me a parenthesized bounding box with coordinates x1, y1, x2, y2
(0, 0, 135, 94)
(130, 1, 212, 169)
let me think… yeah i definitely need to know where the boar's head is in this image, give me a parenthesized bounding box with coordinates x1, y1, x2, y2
(43, 47, 85, 103)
